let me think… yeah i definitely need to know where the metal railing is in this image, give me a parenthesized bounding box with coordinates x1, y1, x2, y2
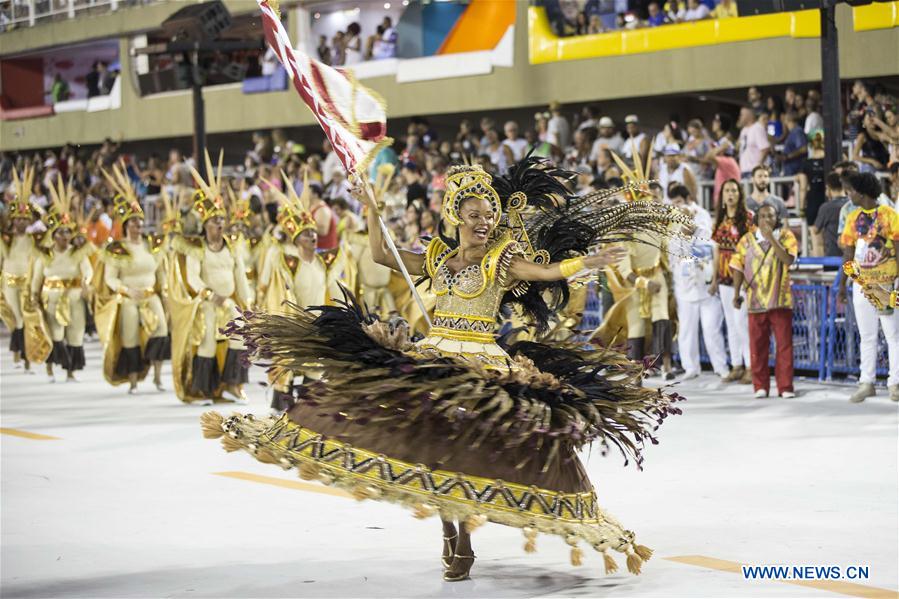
(0, 0, 155, 31)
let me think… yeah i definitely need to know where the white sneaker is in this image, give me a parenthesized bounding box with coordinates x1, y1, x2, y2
(191, 399, 214, 407)
(889, 385, 899, 402)
(681, 371, 700, 381)
(849, 383, 876, 403)
(780, 391, 796, 399)
(47, 374, 56, 384)
(754, 389, 768, 399)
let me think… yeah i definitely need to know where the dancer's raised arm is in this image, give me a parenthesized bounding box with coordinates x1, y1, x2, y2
(356, 182, 425, 277)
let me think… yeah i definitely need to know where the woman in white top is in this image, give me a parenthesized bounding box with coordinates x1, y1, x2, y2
(343, 22, 363, 65)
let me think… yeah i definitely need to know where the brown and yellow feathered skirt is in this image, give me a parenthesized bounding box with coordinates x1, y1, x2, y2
(202, 300, 681, 574)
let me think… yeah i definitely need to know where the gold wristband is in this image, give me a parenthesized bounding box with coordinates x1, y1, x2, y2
(559, 257, 585, 278)
(635, 276, 649, 290)
(890, 290, 898, 309)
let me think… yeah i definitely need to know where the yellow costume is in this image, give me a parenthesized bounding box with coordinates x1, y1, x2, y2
(0, 166, 42, 365)
(616, 233, 673, 360)
(167, 153, 252, 403)
(30, 177, 94, 374)
(94, 165, 171, 389)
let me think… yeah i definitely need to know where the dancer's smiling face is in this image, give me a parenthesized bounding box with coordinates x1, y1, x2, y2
(458, 196, 495, 248)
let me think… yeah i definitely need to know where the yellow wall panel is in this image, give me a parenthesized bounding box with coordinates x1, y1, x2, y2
(529, 6, 821, 64)
(853, 2, 899, 31)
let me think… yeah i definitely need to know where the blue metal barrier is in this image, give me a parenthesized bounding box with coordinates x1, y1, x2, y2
(581, 257, 891, 381)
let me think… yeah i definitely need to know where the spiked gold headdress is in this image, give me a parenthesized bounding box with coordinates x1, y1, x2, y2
(610, 140, 656, 201)
(226, 180, 252, 227)
(44, 175, 79, 237)
(102, 162, 145, 224)
(9, 165, 36, 221)
(189, 150, 227, 223)
(159, 185, 180, 234)
(442, 164, 501, 227)
(268, 171, 315, 241)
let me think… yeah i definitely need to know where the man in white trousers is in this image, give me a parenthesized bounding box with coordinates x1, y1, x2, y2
(669, 184, 730, 380)
(837, 172, 899, 403)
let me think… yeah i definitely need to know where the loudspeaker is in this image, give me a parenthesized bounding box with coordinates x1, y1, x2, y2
(160, 1, 232, 42)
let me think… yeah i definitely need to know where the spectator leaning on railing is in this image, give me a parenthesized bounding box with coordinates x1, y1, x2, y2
(838, 172, 899, 403)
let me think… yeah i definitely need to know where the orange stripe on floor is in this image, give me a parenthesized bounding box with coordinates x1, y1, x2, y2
(665, 555, 898, 598)
(212, 471, 353, 499)
(0, 428, 61, 440)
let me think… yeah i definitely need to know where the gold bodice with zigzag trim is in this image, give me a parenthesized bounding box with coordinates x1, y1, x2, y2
(423, 236, 521, 344)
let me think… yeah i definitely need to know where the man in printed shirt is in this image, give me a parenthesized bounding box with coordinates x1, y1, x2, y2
(730, 204, 798, 399)
(838, 172, 899, 403)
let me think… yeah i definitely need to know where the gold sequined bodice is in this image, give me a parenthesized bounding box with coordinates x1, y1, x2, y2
(424, 236, 520, 343)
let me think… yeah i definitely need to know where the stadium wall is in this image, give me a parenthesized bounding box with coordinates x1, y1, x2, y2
(1, 2, 897, 152)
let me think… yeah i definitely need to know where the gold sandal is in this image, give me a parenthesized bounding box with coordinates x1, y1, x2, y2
(443, 553, 475, 582)
(442, 534, 458, 569)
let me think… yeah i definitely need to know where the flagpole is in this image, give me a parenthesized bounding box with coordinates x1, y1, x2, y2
(362, 183, 433, 330)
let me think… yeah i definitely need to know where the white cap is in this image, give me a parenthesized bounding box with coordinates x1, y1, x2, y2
(598, 116, 614, 128)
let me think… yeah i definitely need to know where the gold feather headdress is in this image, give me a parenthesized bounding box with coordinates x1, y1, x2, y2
(268, 171, 315, 241)
(226, 179, 252, 227)
(610, 140, 656, 201)
(9, 165, 36, 221)
(44, 174, 80, 237)
(102, 161, 144, 224)
(159, 184, 180, 234)
(189, 150, 227, 223)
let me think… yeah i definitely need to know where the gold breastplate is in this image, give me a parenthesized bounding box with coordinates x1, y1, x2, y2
(426, 236, 520, 343)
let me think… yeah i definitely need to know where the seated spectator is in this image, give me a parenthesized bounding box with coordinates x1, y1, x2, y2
(678, 0, 710, 22)
(711, 0, 738, 18)
(731, 204, 798, 399)
(590, 116, 624, 163)
(622, 114, 649, 167)
(546, 101, 571, 150)
(646, 2, 668, 26)
(502, 121, 528, 162)
(587, 14, 603, 34)
(811, 172, 849, 257)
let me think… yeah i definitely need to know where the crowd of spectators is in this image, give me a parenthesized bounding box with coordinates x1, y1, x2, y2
(1, 80, 898, 395)
(545, 0, 740, 37)
(2, 81, 897, 258)
(315, 16, 398, 67)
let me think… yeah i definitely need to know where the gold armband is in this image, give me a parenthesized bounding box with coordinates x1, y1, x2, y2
(559, 257, 585, 278)
(891, 290, 898, 309)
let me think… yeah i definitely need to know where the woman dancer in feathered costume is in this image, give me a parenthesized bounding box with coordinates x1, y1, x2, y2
(202, 157, 689, 581)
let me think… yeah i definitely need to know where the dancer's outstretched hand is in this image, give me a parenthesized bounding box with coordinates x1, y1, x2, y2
(584, 246, 628, 269)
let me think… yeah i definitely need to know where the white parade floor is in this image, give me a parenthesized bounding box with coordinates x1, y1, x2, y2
(1, 338, 897, 598)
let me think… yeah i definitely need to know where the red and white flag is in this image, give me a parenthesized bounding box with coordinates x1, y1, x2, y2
(257, 0, 391, 176)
